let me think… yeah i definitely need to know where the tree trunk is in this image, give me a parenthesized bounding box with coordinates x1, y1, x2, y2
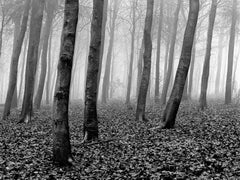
(84, 0, 104, 141)
(188, 36, 196, 98)
(101, 0, 118, 104)
(225, 0, 237, 105)
(34, 0, 56, 109)
(19, 0, 45, 123)
(126, 0, 137, 105)
(215, 29, 224, 95)
(2, 0, 30, 120)
(199, 0, 217, 110)
(136, 0, 154, 121)
(136, 38, 144, 98)
(154, 0, 164, 103)
(45, 29, 53, 105)
(52, 0, 78, 166)
(161, 0, 181, 105)
(97, 0, 108, 90)
(162, 0, 199, 129)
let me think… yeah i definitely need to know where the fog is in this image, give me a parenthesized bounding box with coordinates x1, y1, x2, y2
(0, 0, 239, 105)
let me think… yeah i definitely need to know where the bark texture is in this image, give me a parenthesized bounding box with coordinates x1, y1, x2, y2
(136, 0, 154, 121)
(84, 0, 104, 141)
(161, 0, 181, 105)
(188, 36, 196, 98)
(52, 0, 79, 165)
(199, 0, 217, 110)
(19, 0, 45, 123)
(162, 0, 199, 129)
(2, 0, 30, 120)
(225, 0, 237, 105)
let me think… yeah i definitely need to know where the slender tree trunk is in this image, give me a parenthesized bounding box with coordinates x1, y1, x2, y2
(0, 13, 4, 59)
(34, 0, 56, 109)
(2, 0, 30, 120)
(161, 0, 181, 105)
(19, 0, 45, 123)
(215, 29, 224, 95)
(154, 0, 164, 103)
(97, 0, 108, 90)
(52, 0, 78, 165)
(136, 0, 154, 121)
(101, 0, 118, 104)
(188, 36, 196, 98)
(225, 0, 237, 105)
(46, 29, 53, 105)
(162, 0, 199, 129)
(126, 0, 137, 105)
(163, 33, 170, 90)
(199, 0, 217, 110)
(136, 39, 144, 98)
(84, 0, 104, 141)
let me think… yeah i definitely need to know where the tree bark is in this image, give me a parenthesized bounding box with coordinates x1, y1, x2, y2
(101, 0, 118, 103)
(225, 0, 237, 105)
(84, 0, 104, 141)
(154, 0, 164, 103)
(34, 0, 56, 109)
(136, 0, 154, 121)
(162, 0, 199, 129)
(2, 0, 30, 120)
(97, 0, 108, 90)
(52, 0, 78, 165)
(136, 38, 144, 98)
(161, 0, 181, 105)
(19, 0, 45, 123)
(199, 0, 217, 110)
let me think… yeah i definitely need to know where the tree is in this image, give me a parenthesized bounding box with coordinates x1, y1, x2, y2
(154, 0, 164, 103)
(52, 0, 79, 165)
(161, 0, 181, 105)
(97, 0, 108, 90)
(136, 0, 154, 121)
(126, 0, 138, 105)
(84, 0, 104, 141)
(34, 0, 57, 109)
(2, 0, 30, 120)
(199, 0, 217, 110)
(101, 0, 119, 103)
(161, 0, 199, 129)
(225, 0, 237, 105)
(19, 0, 45, 123)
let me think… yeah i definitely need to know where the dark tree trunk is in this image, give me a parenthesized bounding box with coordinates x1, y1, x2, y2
(84, 0, 104, 141)
(136, 39, 144, 98)
(136, 0, 154, 121)
(188, 36, 196, 98)
(225, 0, 237, 105)
(162, 0, 199, 129)
(215, 29, 224, 95)
(97, 0, 108, 90)
(46, 29, 53, 105)
(34, 0, 56, 109)
(101, 0, 118, 104)
(126, 0, 137, 105)
(161, 0, 181, 105)
(154, 0, 164, 103)
(199, 0, 217, 110)
(19, 0, 45, 123)
(2, 0, 30, 120)
(52, 0, 78, 165)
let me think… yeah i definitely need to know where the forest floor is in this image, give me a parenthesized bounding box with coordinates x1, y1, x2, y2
(1, 101, 240, 179)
